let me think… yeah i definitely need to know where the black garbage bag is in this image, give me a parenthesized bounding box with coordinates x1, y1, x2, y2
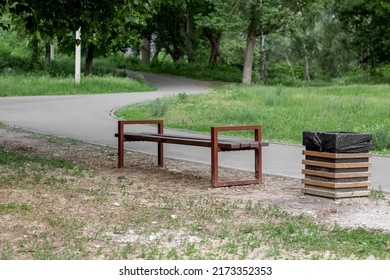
(303, 131, 372, 153)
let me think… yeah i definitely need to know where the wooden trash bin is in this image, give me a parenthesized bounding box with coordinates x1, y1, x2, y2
(302, 131, 372, 199)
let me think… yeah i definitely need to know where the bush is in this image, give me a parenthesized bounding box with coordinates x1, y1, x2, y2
(341, 64, 390, 85)
(119, 58, 244, 83)
(149, 98, 169, 117)
(268, 62, 304, 81)
(0, 51, 37, 73)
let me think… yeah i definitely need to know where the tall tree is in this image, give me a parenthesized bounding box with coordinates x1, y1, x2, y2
(318, 6, 357, 77)
(0, 0, 7, 29)
(7, 0, 67, 64)
(7, 0, 158, 74)
(152, 1, 187, 62)
(234, 0, 316, 84)
(65, 0, 158, 75)
(287, 0, 326, 81)
(151, 0, 207, 63)
(337, 0, 390, 69)
(146, 0, 232, 64)
(234, 0, 286, 84)
(195, 0, 241, 65)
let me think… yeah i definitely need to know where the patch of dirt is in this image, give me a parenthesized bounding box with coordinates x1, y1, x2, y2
(1, 126, 389, 235)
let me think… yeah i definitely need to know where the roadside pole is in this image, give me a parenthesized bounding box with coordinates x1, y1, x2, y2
(75, 28, 81, 84)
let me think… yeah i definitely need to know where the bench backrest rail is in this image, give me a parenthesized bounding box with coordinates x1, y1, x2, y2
(117, 132, 265, 150)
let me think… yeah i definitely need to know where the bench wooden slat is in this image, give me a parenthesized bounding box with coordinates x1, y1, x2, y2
(152, 133, 263, 150)
(122, 133, 215, 148)
(140, 132, 210, 141)
(139, 133, 269, 147)
(142, 132, 254, 143)
(117, 132, 266, 151)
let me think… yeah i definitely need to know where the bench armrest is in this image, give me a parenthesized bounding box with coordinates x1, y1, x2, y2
(211, 125, 262, 143)
(210, 125, 263, 187)
(118, 120, 164, 134)
(117, 120, 164, 167)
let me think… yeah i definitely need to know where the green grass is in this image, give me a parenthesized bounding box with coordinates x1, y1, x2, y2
(0, 203, 32, 212)
(0, 146, 80, 171)
(115, 83, 390, 154)
(0, 74, 156, 97)
(0, 145, 84, 188)
(370, 187, 386, 201)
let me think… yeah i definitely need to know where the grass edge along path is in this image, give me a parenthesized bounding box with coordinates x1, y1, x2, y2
(0, 74, 156, 97)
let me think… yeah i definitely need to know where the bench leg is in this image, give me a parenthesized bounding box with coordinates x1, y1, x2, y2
(117, 120, 164, 168)
(211, 126, 263, 187)
(255, 127, 262, 182)
(158, 142, 163, 166)
(255, 148, 261, 182)
(157, 122, 164, 166)
(211, 127, 219, 187)
(118, 121, 124, 168)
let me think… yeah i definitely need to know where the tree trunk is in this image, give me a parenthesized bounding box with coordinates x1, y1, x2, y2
(171, 48, 182, 62)
(284, 50, 296, 79)
(150, 34, 158, 60)
(359, 52, 369, 71)
(304, 55, 310, 82)
(44, 42, 51, 71)
(161, 33, 182, 62)
(242, 32, 257, 85)
(85, 43, 95, 76)
(30, 36, 40, 63)
(140, 39, 150, 63)
(203, 27, 221, 65)
(184, 13, 195, 63)
(259, 33, 266, 82)
(302, 43, 310, 81)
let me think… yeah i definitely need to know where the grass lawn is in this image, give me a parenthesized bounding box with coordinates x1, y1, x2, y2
(0, 74, 156, 97)
(115, 84, 390, 154)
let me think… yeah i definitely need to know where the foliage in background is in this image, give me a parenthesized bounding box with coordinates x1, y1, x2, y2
(2, 0, 390, 83)
(337, 0, 390, 68)
(4, 0, 159, 74)
(123, 57, 245, 83)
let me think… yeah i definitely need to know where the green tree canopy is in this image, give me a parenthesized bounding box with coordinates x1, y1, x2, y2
(6, 0, 159, 74)
(337, 0, 390, 68)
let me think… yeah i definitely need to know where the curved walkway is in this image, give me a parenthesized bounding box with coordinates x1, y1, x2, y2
(0, 72, 389, 192)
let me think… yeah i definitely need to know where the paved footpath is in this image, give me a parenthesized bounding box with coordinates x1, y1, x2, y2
(0, 72, 389, 192)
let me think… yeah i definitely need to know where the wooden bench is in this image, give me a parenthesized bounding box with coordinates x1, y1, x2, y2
(115, 120, 268, 187)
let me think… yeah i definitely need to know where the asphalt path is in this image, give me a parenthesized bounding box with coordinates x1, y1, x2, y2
(0, 72, 389, 192)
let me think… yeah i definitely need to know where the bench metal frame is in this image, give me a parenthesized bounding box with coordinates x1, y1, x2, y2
(117, 120, 267, 187)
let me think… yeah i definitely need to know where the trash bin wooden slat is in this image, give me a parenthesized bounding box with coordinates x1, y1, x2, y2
(302, 150, 371, 198)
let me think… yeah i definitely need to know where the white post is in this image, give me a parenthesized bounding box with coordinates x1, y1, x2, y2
(75, 28, 81, 84)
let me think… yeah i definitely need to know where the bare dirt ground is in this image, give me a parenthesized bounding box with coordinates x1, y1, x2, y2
(1, 127, 389, 232)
